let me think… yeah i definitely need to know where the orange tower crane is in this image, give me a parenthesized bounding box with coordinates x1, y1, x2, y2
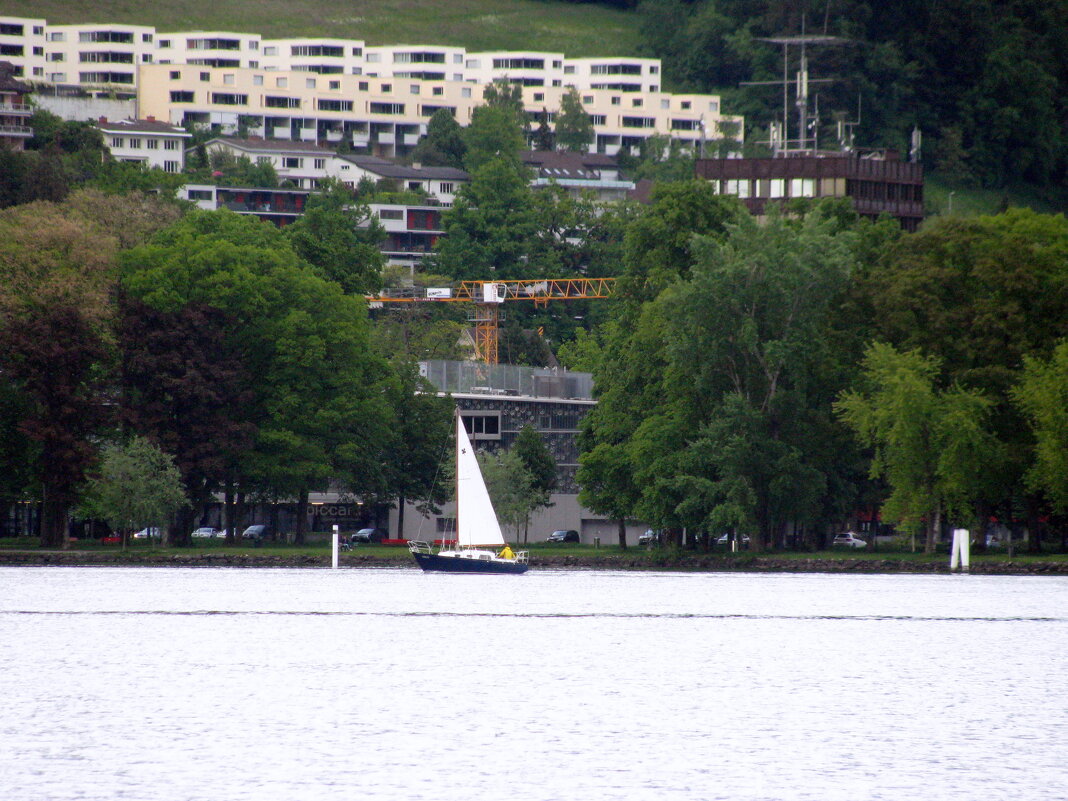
(367, 277, 617, 364)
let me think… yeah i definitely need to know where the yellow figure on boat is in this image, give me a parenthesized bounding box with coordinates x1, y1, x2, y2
(498, 545, 515, 560)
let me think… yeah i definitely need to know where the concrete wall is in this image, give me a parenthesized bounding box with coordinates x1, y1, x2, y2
(34, 93, 136, 122)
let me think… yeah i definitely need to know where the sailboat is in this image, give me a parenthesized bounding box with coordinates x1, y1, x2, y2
(408, 414, 530, 574)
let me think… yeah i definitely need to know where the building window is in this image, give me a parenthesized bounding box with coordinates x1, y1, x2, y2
(378, 208, 403, 220)
(440, 182, 454, 194)
(223, 74, 235, 85)
(632, 98, 643, 107)
(276, 77, 288, 88)
(142, 33, 153, 42)
(370, 102, 404, 114)
(158, 39, 170, 48)
(769, 179, 785, 198)
(169, 69, 181, 79)
(265, 96, 300, 108)
(563, 65, 575, 74)
(351, 47, 362, 56)
(381, 83, 392, 93)
(146, 139, 158, 149)
(128, 138, 141, 149)
(164, 161, 180, 173)
(465, 59, 479, 69)
(210, 92, 248, 105)
(111, 137, 124, 148)
(790, 178, 815, 198)
(164, 140, 178, 150)
(410, 84, 420, 94)
(610, 97, 620, 106)
(263, 46, 277, 56)
(305, 78, 316, 88)
(200, 72, 210, 81)
(366, 53, 380, 63)
(708, 101, 718, 112)
(314, 158, 325, 169)
(330, 80, 340, 90)
(432, 86, 443, 96)
(681, 101, 691, 110)
(661, 99, 670, 109)
(48, 53, 66, 62)
(317, 99, 353, 112)
(33, 46, 44, 56)
(359, 81, 369, 91)
(621, 116, 655, 128)
(283, 157, 303, 168)
(187, 189, 213, 200)
(534, 92, 544, 102)
(461, 87, 471, 98)
(170, 90, 194, 102)
(461, 412, 501, 440)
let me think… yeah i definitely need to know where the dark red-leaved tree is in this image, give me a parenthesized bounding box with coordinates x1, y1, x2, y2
(119, 298, 255, 546)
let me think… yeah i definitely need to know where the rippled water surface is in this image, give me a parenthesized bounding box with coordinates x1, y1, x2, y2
(1, 566, 1065, 800)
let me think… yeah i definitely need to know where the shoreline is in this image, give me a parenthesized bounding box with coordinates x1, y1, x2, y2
(1, 549, 1065, 575)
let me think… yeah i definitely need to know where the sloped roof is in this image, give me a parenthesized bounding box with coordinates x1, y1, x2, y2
(206, 136, 333, 154)
(339, 154, 468, 181)
(95, 117, 190, 136)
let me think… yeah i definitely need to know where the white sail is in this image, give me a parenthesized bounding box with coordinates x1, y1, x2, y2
(455, 416, 505, 547)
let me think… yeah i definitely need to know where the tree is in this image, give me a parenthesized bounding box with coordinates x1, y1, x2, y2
(533, 108, 555, 151)
(284, 178, 386, 294)
(836, 343, 997, 552)
(121, 210, 394, 544)
(80, 436, 187, 548)
(478, 448, 537, 542)
(0, 202, 118, 547)
(511, 425, 555, 542)
(1013, 341, 1068, 514)
(410, 108, 467, 169)
(463, 103, 526, 174)
(555, 87, 594, 153)
(379, 362, 453, 539)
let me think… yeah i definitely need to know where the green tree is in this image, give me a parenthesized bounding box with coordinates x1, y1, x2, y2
(555, 87, 594, 153)
(284, 179, 386, 294)
(511, 425, 555, 542)
(1013, 341, 1068, 514)
(121, 210, 394, 544)
(463, 105, 526, 174)
(478, 447, 536, 542)
(837, 343, 997, 552)
(80, 436, 187, 547)
(410, 108, 467, 169)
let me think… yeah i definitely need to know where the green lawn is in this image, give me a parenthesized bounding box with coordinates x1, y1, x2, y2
(924, 173, 1068, 219)
(0, 0, 641, 55)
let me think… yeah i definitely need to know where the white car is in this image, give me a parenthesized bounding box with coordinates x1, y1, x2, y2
(716, 533, 750, 546)
(191, 527, 221, 538)
(132, 527, 160, 539)
(832, 532, 867, 549)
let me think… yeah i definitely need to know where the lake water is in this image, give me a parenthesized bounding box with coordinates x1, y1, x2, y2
(0, 566, 1065, 801)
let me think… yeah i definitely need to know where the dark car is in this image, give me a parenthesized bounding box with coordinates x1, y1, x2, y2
(241, 524, 275, 544)
(546, 529, 579, 544)
(352, 527, 387, 543)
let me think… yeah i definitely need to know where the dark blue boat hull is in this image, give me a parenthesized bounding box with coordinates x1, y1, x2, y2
(411, 551, 529, 574)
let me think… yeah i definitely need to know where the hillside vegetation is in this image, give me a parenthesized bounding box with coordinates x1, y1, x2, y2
(0, 0, 641, 55)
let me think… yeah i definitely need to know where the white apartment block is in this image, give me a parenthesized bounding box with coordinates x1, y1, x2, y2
(96, 117, 190, 171)
(0, 15, 742, 156)
(140, 63, 740, 158)
(0, 17, 46, 81)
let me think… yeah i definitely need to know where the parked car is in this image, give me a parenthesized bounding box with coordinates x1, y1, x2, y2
(638, 529, 662, 545)
(716, 533, 750, 546)
(547, 529, 579, 544)
(191, 527, 221, 539)
(132, 527, 160, 539)
(352, 527, 387, 543)
(832, 532, 867, 549)
(241, 524, 275, 543)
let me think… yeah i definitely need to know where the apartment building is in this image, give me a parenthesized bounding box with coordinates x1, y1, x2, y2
(0, 17, 45, 81)
(40, 23, 156, 93)
(95, 116, 191, 171)
(139, 63, 739, 158)
(0, 61, 32, 150)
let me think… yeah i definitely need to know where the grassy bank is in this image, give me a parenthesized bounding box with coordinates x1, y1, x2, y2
(3, 538, 1066, 574)
(0, 0, 641, 55)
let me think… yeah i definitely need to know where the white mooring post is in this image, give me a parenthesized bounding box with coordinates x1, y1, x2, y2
(950, 528, 971, 573)
(332, 524, 339, 570)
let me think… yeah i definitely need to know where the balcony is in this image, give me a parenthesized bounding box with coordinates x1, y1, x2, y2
(0, 102, 31, 116)
(0, 124, 32, 137)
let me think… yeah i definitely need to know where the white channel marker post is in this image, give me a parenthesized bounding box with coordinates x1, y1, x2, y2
(950, 528, 971, 573)
(332, 524, 339, 570)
